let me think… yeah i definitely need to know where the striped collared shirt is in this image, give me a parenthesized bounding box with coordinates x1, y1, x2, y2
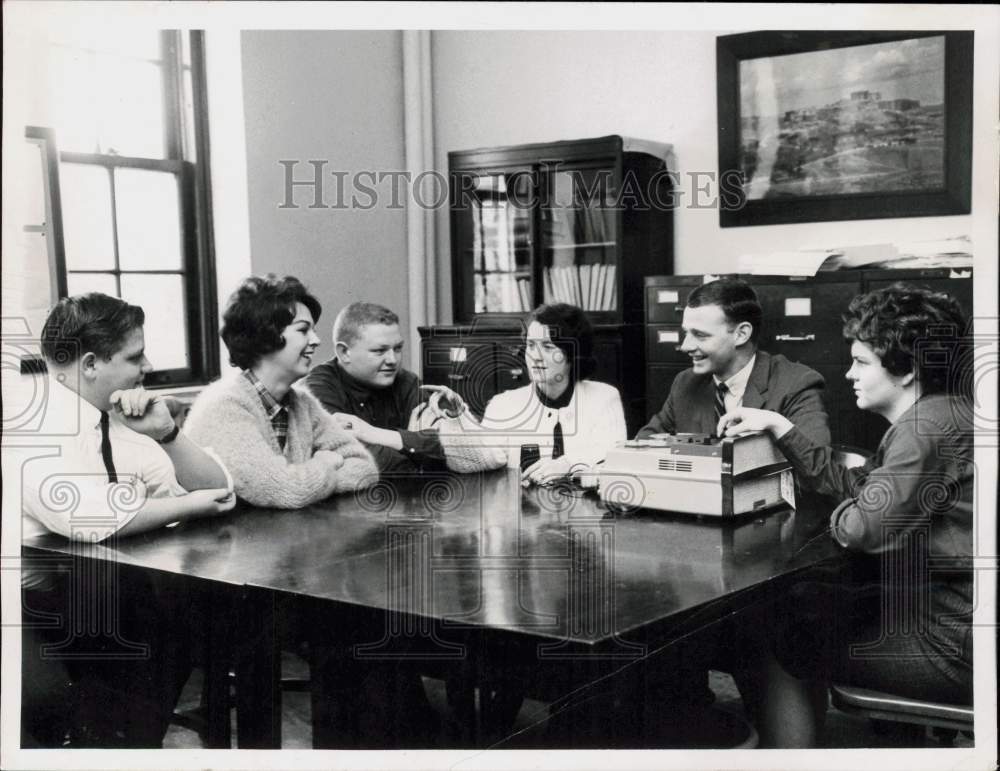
(243, 369, 289, 450)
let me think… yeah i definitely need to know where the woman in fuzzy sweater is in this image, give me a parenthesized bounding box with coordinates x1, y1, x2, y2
(186, 275, 376, 508)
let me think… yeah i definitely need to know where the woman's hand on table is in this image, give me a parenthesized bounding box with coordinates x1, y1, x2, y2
(521, 455, 574, 487)
(717, 407, 793, 440)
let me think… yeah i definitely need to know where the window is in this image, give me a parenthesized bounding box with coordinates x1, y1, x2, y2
(36, 30, 218, 387)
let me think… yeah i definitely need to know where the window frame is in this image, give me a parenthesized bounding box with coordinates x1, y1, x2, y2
(32, 30, 219, 388)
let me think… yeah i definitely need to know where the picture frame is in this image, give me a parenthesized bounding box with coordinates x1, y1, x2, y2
(716, 31, 973, 227)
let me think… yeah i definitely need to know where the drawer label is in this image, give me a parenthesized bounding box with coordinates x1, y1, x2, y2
(785, 297, 812, 316)
(657, 330, 680, 343)
(656, 290, 679, 304)
(449, 346, 468, 363)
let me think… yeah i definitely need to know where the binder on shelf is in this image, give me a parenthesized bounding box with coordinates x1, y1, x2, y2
(517, 277, 531, 312)
(589, 265, 601, 310)
(580, 265, 592, 311)
(602, 264, 617, 310)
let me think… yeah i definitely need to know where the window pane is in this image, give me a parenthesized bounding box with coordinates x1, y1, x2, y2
(60, 164, 115, 270)
(120, 274, 188, 369)
(115, 169, 183, 270)
(67, 272, 117, 297)
(97, 55, 165, 158)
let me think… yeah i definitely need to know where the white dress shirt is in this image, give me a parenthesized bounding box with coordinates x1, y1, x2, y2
(18, 377, 225, 543)
(713, 354, 756, 413)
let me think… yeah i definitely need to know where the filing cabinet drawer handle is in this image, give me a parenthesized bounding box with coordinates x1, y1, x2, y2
(509, 368, 524, 377)
(447, 373, 468, 382)
(775, 334, 816, 342)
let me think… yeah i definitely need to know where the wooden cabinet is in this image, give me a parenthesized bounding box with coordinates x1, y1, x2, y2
(421, 136, 675, 435)
(643, 269, 973, 451)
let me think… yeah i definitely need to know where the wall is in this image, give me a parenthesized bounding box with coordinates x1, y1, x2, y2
(431, 28, 999, 324)
(241, 31, 410, 366)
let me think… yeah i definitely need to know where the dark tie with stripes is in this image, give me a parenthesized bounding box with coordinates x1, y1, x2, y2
(99, 411, 118, 483)
(552, 420, 564, 459)
(713, 382, 728, 431)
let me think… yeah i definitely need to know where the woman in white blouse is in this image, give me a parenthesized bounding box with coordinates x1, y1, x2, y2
(428, 303, 627, 485)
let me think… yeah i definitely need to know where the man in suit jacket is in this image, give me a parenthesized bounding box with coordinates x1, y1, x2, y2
(636, 279, 830, 446)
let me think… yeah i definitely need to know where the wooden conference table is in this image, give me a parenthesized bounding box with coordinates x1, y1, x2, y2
(23, 468, 843, 748)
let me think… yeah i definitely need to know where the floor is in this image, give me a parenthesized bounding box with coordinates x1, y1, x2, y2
(163, 653, 974, 750)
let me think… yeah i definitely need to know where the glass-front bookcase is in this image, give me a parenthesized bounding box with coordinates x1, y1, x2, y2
(448, 135, 673, 325)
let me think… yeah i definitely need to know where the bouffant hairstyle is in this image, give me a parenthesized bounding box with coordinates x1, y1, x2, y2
(220, 274, 322, 370)
(527, 303, 597, 381)
(842, 283, 969, 396)
(41, 293, 145, 365)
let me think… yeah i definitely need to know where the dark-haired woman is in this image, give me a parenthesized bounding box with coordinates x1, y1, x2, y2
(717, 284, 974, 747)
(186, 275, 377, 506)
(430, 303, 627, 484)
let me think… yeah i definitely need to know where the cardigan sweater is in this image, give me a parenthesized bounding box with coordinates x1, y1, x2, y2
(437, 379, 627, 474)
(185, 372, 378, 508)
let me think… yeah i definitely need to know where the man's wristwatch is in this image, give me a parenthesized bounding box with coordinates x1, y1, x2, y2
(158, 423, 181, 444)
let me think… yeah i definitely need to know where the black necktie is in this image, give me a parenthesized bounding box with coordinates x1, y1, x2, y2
(99, 411, 118, 483)
(552, 420, 564, 459)
(714, 382, 728, 428)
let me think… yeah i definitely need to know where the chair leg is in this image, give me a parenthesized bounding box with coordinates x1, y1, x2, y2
(932, 727, 958, 746)
(869, 718, 926, 746)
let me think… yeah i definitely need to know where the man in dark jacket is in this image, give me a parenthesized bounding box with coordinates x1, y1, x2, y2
(637, 279, 830, 446)
(306, 302, 445, 473)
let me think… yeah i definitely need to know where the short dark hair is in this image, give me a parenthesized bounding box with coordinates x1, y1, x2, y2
(527, 303, 596, 380)
(687, 279, 763, 344)
(843, 283, 969, 396)
(220, 274, 322, 370)
(333, 302, 400, 347)
(41, 293, 145, 365)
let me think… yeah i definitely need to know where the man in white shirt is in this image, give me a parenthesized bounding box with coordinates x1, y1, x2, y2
(19, 292, 235, 747)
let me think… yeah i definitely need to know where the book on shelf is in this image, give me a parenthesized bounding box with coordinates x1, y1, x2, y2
(517, 277, 531, 312)
(602, 264, 617, 310)
(580, 265, 592, 312)
(540, 264, 618, 311)
(478, 272, 532, 313)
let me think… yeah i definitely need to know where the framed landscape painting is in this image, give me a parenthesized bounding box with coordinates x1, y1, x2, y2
(717, 31, 973, 227)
